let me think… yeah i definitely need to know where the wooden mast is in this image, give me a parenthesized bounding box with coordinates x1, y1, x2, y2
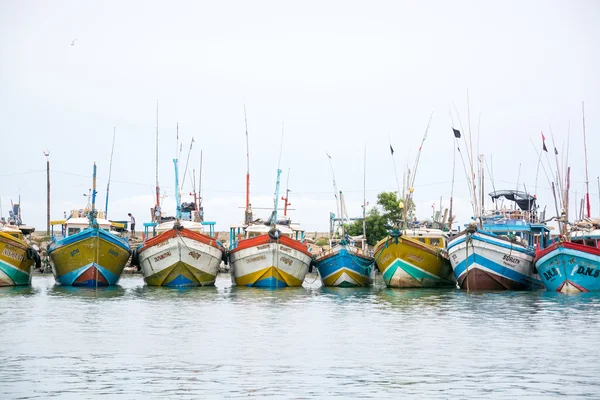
(244, 104, 251, 224)
(582, 101, 591, 218)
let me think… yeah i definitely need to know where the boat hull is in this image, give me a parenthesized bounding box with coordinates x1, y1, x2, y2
(0, 232, 34, 286)
(48, 228, 130, 287)
(229, 235, 312, 288)
(535, 241, 600, 293)
(313, 245, 373, 287)
(448, 231, 542, 290)
(139, 228, 224, 287)
(374, 236, 455, 288)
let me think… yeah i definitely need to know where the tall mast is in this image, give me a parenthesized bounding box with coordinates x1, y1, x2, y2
(155, 102, 160, 214)
(105, 127, 116, 218)
(174, 124, 181, 220)
(91, 163, 97, 225)
(272, 123, 285, 225)
(362, 144, 367, 250)
(582, 101, 591, 218)
(244, 104, 251, 223)
(326, 153, 341, 229)
(282, 168, 291, 216)
(199, 150, 203, 222)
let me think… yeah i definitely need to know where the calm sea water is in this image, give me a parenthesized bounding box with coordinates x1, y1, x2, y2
(1, 273, 600, 399)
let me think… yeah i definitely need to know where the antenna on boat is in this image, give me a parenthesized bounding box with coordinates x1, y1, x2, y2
(582, 101, 591, 218)
(155, 102, 160, 221)
(243, 103, 251, 224)
(105, 127, 116, 219)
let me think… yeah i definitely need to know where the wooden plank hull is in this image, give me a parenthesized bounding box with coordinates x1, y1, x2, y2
(313, 244, 373, 287)
(139, 228, 224, 287)
(0, 232, 34, 286)
(535, 241, 600, 293)
(448, 231, 542, 290)
(229, 235, 312, 288)
(374, 236, 455, 288)
(48, 227, 131, 287)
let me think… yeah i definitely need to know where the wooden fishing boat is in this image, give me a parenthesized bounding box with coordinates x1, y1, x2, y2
(0, 224, 37, 286)
(535, 225, 600, 293)
(534, 102, 600, 293)
(138, 220, 224, 287)
(447, 190, 548, 290)
(229, 223, 312, 288)
(313, 239, 373, 287)
(48, 164, 131, 287)
(374, 227, 455, 288)
(312, 157, 374, 287)
(135, 121, 224, 287)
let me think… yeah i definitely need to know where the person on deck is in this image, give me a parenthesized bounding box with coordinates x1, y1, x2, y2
(128, 213, 136, 237)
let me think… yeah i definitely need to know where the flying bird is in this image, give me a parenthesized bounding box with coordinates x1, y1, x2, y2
(71, 38, 78, 46)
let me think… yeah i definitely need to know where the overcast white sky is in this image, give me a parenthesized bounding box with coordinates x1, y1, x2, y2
(1, 0, 599, 234)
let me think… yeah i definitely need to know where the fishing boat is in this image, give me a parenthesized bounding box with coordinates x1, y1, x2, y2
(312, 154, 374, 287)
(535, 222, 600, 293)
(447, 190, 549, 290)
(375, 225, 455, 288)
(137, 150, 225, 287)
(229, 219, 312, 288)
(48, 164, 131, 287)
(313, 237, 373, 287)
(0, 223, 38, 286)
(228, 115, 311, 288)
(375, 117, 455, 288)
(534, 103, 600, 293)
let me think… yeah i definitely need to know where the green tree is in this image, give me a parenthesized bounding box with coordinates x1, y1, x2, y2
(377, 191, 403, 225)
(346, 207, 388, 246)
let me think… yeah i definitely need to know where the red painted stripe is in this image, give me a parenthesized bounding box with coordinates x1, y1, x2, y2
(141, 228, 222, 252)
(536, 240, 600, 260)
(230, 234, 312, 257)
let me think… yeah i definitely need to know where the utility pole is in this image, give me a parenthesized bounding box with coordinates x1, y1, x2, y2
(43, 151, 50, 236)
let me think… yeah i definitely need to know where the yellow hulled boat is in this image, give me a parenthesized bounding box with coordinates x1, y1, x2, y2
(0, 225, 37, 286)
(374, 228, 455, 288)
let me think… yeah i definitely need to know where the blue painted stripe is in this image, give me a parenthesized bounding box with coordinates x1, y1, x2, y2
(56, 262, 120, 286)
(313, 248, 372, 279)
(165, 274, 196, 287)
(536, 247, 600, 292)
(0, 259, 30, 285)
(249, 276, 288, 288)
(454, 253, 541, 287)
(448, 232, 533, 256)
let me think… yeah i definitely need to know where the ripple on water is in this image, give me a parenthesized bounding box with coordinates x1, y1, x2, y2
(1, 274, 600, 398)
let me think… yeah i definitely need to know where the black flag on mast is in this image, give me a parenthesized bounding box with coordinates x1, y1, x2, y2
(390, 145, 394, 155)
(541, 132, 548, 152)
(452, 128, 461, 138)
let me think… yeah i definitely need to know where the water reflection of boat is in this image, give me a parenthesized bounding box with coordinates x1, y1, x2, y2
(0, 285, 39, 297)
(48, 284, 126, 299)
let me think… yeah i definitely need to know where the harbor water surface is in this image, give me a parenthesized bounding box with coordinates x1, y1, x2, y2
(1, 274, 600, 399)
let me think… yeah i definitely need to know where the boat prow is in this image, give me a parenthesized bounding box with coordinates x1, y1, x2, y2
(48, 227, 131, 287)
(229, 232, 312, 288)
(138, 224, 225, 287)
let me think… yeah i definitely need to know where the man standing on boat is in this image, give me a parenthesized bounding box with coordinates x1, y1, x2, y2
(128, 213, 136, 237)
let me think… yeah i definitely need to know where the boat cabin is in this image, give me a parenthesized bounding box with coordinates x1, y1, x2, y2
(0, 224, 24, 240)
(49, 209, 120, 239)
(571, 229, 600, 249)
(403, 228, 448, 249)
(229, 221, 305, 250)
